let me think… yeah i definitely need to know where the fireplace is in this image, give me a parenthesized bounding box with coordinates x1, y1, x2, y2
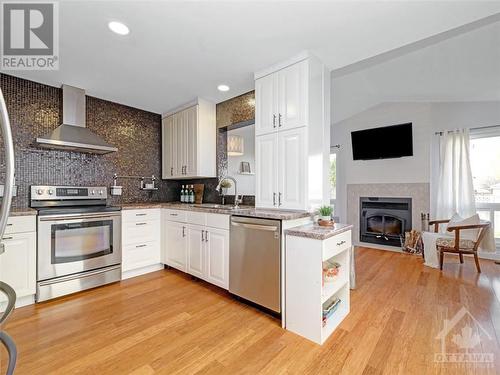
(360, 197, 412, 247)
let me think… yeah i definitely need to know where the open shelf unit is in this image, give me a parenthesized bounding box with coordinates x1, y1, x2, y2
(285, 228, 352, 345)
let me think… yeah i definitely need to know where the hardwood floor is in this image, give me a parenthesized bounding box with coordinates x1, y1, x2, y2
(2, 247, 500, 374)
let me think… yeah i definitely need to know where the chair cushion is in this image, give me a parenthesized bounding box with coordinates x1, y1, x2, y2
(446, 213, 480, 240)
(436, 237, 476, 250)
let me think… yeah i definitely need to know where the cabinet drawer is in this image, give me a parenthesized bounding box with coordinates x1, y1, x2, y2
(122, 220, 160, 245)
(164, 209, 187, 223)
(186, 211, 206, 226)
(5, 216, 36, 234)
(322, 230, 352, 261)
(122, 241, 161, 272)
(122, 209, 161, 223)
(206, 213, 229, 230)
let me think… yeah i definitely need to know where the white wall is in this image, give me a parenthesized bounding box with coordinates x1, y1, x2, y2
(333, 101, 500, 221)
(227, 125, 255, 196)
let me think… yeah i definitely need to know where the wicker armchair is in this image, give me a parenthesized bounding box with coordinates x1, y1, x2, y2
(428, 219, 490, 273)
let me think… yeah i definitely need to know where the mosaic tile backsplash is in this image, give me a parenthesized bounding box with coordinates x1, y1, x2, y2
(0, 74, 178, 208)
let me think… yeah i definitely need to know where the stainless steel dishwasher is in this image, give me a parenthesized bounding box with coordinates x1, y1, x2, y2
(230, 216, 281, 313)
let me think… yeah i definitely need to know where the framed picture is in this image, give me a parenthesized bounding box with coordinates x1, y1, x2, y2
(239, 161, 251, 173)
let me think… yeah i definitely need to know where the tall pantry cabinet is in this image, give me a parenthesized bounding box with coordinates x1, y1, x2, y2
(162, 98, 216, 179)
(254, 53, 331, 210)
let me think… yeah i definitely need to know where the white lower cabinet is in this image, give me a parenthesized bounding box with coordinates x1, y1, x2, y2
(163, 210, 229, 290)
(164, 221, 187, 271)
(121, 209, 162, 278)
(0, 231, 36, 303)
(204, 228, 229, 289)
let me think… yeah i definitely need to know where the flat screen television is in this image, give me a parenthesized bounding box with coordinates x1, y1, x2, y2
(351, 123, 413, 160)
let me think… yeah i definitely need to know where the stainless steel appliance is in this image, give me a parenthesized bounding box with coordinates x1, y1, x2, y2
(31, 186, 122, 302)
(229, 216, 281, 313)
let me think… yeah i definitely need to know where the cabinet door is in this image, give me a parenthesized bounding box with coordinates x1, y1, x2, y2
(278, 127, 307, 210)
(255, 73, 278, 136)
(277, 60, 308, 131)
(162, 116, 175, 179)
(174, 111, 186, 178)
(204, 228, 229, 289)
(0, 232, 36, 299)
(255, 133, 278, 208)
(186, 225, 204, 279)
(184, 106, 198, 177)
(164, 221, 187, 271)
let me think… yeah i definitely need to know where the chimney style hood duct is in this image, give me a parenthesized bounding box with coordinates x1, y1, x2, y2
(35, 85, 118, 154)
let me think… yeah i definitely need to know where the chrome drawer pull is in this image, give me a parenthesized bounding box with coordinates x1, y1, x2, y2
(136, 222, 147, 226)
(135, 213, 147, 216)
(337, 240, 346, 246)
(2, 236, 12, 240)
(136, 244, 147, 248)
(170, 213, 178, 216)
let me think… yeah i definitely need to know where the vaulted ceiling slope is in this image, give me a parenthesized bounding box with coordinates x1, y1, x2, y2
(5, 1, 500, 114)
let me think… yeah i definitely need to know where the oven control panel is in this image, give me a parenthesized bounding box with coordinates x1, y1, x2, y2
(31, 186, 108, 200)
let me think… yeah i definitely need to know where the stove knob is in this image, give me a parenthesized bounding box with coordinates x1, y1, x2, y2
(48, 189, 54, 195)
(37, 189, 44, 195)
(91, 190, 95, 195)
(99, 190, 103, 195)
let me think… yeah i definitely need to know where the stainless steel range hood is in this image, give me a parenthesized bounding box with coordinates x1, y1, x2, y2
(35, 85, 118, 154)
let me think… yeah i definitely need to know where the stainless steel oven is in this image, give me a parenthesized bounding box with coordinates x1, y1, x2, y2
(31, 185, 122, 302)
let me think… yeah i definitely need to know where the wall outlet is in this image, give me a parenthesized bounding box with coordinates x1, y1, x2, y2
(110, 186, 123, 196)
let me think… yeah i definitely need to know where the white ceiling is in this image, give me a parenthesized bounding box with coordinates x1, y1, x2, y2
(5, 1, 500, 114)
(332, 18, 500, 123)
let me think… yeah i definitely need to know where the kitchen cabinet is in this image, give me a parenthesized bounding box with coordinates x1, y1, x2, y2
(0, 231, 36, 304)
(255, 59, 308, 136)
(121, 209, 162, 278)
(164, 221, 187, 271)
(254, 53, 330, 210)
(163, 210, 229, 290)
(256, 128, 306, 209)
(162, 98, 216, 179)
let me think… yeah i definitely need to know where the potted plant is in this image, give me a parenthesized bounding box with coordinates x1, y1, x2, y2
(318, 205, 333, 222)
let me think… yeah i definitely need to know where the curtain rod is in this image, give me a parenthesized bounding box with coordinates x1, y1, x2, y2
(434, 124, 500, 135)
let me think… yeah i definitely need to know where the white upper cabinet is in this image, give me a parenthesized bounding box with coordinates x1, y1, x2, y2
(162, 98, 216, 179)
(255, 59, 308, 136)
(278, 61, 308, 131)
(255, 73, 278, 136)
(254, 53, 330, 210)
(278, 128, 307, 209)
(255, 133, 279, 208)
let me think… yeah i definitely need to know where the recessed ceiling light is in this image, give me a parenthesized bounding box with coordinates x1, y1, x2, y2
(108, 21, 129, 36)
(217, 84, 230, 92)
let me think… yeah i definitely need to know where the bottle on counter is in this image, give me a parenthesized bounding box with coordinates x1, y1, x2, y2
(189, 185, 195, 203)
(180, 185, 185, 203)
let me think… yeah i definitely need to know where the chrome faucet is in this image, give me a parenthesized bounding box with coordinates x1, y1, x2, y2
(216, 176, 243, 208)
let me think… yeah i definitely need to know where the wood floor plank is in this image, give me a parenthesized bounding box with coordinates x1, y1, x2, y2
(1, 247, 499, 375)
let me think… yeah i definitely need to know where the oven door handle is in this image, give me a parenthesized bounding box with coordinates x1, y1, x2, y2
(39, 212, 121, 221)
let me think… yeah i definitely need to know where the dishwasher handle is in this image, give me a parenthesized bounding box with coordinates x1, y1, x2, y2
(231, 221, 279, 232)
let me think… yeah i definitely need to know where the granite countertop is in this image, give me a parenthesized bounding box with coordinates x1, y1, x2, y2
(120, 202, 312, 221)
(285, 223, 353, 240)
(10, 207, 37, 216)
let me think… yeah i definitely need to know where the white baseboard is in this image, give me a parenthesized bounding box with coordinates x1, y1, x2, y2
(0, 294, 35, 312)
(121, 263, 164, 280)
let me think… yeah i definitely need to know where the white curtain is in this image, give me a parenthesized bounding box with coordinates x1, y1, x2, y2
(432, 129, 476, 220)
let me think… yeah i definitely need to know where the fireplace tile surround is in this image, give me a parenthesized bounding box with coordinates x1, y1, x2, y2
(347, 183, 430, 248)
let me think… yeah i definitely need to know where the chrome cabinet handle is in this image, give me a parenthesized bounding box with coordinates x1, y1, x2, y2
(201, 230, 205, 242)
(136, 244, 147, 248)
(273, 192, 276, 206)
(278, 113, 282, 127)
(337, 240, 346, 246)
(278, 192, 282, 206)
(170, 213, 178, 216)
(2, 236, 12, 240)
(135, 213, 146, 216)
(273, 114, 276, 128)
(182, 226, 186, 237)
(170, 167, 173, 176)
(205, 230, 209, 242)
(136, 222, 147, 226)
